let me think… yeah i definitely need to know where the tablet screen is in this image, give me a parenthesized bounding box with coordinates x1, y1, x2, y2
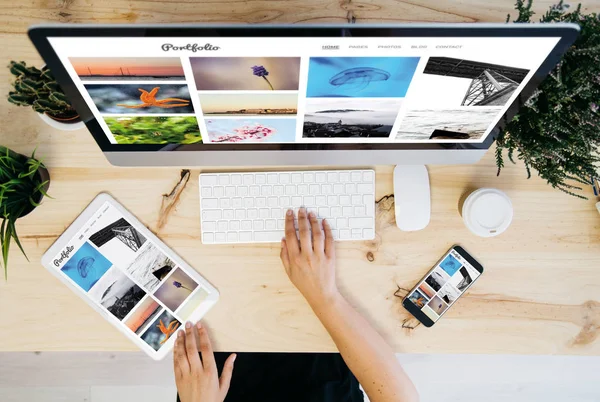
(47, 199, 216, 356)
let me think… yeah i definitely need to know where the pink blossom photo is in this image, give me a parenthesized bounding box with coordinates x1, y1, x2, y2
(204, 118, 296, 143)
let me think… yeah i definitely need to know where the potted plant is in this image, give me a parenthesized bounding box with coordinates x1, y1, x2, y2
(496, 1, 600, 198)
(0, 146, 50, 279)
(7, 61, 85, 131)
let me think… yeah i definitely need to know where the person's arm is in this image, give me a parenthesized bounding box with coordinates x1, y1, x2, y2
(280, 208, 419, 402)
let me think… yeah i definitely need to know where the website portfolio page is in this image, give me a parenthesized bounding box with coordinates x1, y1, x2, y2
(49, 36, 560, 146)
(407, 249, 481, 323)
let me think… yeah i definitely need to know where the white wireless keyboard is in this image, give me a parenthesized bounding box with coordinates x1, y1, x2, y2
(199, 170, 376, 244)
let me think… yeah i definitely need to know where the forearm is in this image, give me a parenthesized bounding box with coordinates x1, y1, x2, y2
(310, 293, 418, 402)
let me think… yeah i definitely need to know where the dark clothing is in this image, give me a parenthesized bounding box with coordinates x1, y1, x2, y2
(177, 353, 364, 402)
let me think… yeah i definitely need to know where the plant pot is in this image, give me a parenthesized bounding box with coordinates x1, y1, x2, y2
(38, 111, 85, 131)
(17, 162, 50, 218)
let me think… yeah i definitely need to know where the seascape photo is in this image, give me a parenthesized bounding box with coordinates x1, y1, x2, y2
(153, 268, 199, 312)
(70, 57, 185, 81)
(124, 242, 175, 292)
(439, 253, 462, 277)
(204, 118, 296, 143)
(418, 282, 436, 299)
(424, 267, 450, 292)
(85, 84, 193, 114)
(88, 267, 146, 320)
(408, 56, 530, 108)
(61, 242, 112, 292)
(124, 296, 163, 335)
(104, 116, 202, 144)
(199, 93, 298, 116)
(303, 98, 401, 139)
(394, 108, 500, 141)
(191, 57, 301, 91)
(306, 57, 420, 98)
(140, 310, 181, 351)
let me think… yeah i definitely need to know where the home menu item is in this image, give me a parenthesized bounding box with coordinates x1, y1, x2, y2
(41, 193, 218, 360)
(47, 36, 560, 145)
(403, 246, 483, 326)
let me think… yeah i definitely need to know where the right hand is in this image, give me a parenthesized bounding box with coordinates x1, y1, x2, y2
(280, 208, 339, 306)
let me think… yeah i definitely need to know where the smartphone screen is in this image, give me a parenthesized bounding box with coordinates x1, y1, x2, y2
(403, 246, 483, 327)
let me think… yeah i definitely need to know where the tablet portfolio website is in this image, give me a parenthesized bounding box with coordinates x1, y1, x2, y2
(49, 36, 560, 146)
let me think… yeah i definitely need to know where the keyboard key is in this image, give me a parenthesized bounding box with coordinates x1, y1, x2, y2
(219, 175, 230, 185)
(342, 206, 353, 216)
(259, 208, 270, 218)
(253, 220, 264, 230)
(239, 232, 253, 242)
(232, 198, 242, 208)
(357, 183, 373, 193)
(235, 209, 246, 220)
(231, 174, 242, 185)
(292, 173, 302, 183)
(304, 196, 315, 206)
(303, 172, 314, 182)
(345, 183, 356, 194)
(273, 185, 284, 195)
(227, 232, 238, 242)
(261, 185, 272, 196)
(285, 185, 296, 195)
(241, 220, 252, 230)
(316, 195, 326, 205)
(351, 229, 362, 239)
(203, 221, 216, 231)
(220, 198, 230, 209)
(223, 209, 234, 219)
(267, 197, 278, 207)
(201, 175, 218, 186)
(327, 172, 338, 182)
(279, 173, 290, 184)
(349, 217, 372, 228)
(307, 207, 318, 216)
(202, 198, 218, 209)
(244, 198, 254, 208)
(331, 229, 339, 239)
(256, 197, 266, 208)
(291, 196, 303, 207)
(243, 175, 254, 185)
(247, 209, 258, 219)
(213, 186, 224, 197)
(331, 207, 342, 217)
(203, 233, 214, 243)
(298, 184, 308, 195)
(255, 231, 284, 242)
(280, 196, 290, 206)
(339, 172, 350, 182)
(363, 228, 374, 239)
(238, 186, 248, 196)
(216, 232, 226, 242)
(351, 171, 362, 182)
(218, 221, 228, 231)
(271, 208, 282, 219)
(363, 171, 374, 182)
(202, 210, 221, 220)
(321, 184, 332, 194)
(250, 186, 260, 196)
(354, 206, 366, 216)
(267, 173, 278, 184)
(265, 219, 277, 230)
(316, 172, 326, 183)
(255, 174, 266, 184)
(340, 229, 351, 239)
(277, 219, 285, 230)
(339, 195, 351, 205)
(309, 184, 320, 195)
(318, 207, 330, 216)
(351, 195, 362, 205)
(327, 195, 338, 206)
(201, 187, 212, 197)
(333, 184, 344, 194)
(336, 218, 348, 229)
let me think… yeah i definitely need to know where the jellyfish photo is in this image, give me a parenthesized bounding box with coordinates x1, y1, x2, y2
(328, 67, 391, 92)
(306, 56, 420, 98)
(61, 242, 112, 292)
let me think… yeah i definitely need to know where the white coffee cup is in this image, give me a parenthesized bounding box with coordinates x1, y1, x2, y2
(461, 188, 513, 237)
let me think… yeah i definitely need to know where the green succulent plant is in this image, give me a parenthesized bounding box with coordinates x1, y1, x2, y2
(8, 61, 78, 120)
(0, 146, 50, 279)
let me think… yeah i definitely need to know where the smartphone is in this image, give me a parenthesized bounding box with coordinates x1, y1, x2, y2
(403, 245, 483, 327)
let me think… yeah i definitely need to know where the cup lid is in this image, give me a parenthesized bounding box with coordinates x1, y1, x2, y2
(462, 188, 513, 237)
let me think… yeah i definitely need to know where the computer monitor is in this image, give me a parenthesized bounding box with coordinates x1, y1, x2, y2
(29, 24, 578, 167)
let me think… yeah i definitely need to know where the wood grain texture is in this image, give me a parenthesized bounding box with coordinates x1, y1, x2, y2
(1, 0, 600, 354)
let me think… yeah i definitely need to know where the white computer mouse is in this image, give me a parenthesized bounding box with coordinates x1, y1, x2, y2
(393, 165, 431, 231)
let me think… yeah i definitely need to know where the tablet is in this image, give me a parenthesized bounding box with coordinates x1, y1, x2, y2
(41, 193, 219, 360)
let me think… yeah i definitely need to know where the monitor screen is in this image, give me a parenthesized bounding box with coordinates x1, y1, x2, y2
(47, 35, 560, 147)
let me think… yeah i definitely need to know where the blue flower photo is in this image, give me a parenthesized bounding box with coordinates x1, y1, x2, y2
(61, 242, 112, 292)
(306, 57, 420, 98)
(439, 253, 462, 277)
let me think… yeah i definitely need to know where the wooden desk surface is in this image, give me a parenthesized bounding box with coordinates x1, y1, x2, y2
(1, 0, 600, 355)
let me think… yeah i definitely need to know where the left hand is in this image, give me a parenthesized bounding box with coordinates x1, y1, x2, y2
(174, 321, 236, 402)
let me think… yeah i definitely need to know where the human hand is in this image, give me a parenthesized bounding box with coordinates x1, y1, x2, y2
(280, 208, 339, 307)
(174, 321, 236, 402)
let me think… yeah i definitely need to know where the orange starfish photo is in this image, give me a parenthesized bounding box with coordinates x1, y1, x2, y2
(157, 318, 180, 344)
(116, 87, 190, 109)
